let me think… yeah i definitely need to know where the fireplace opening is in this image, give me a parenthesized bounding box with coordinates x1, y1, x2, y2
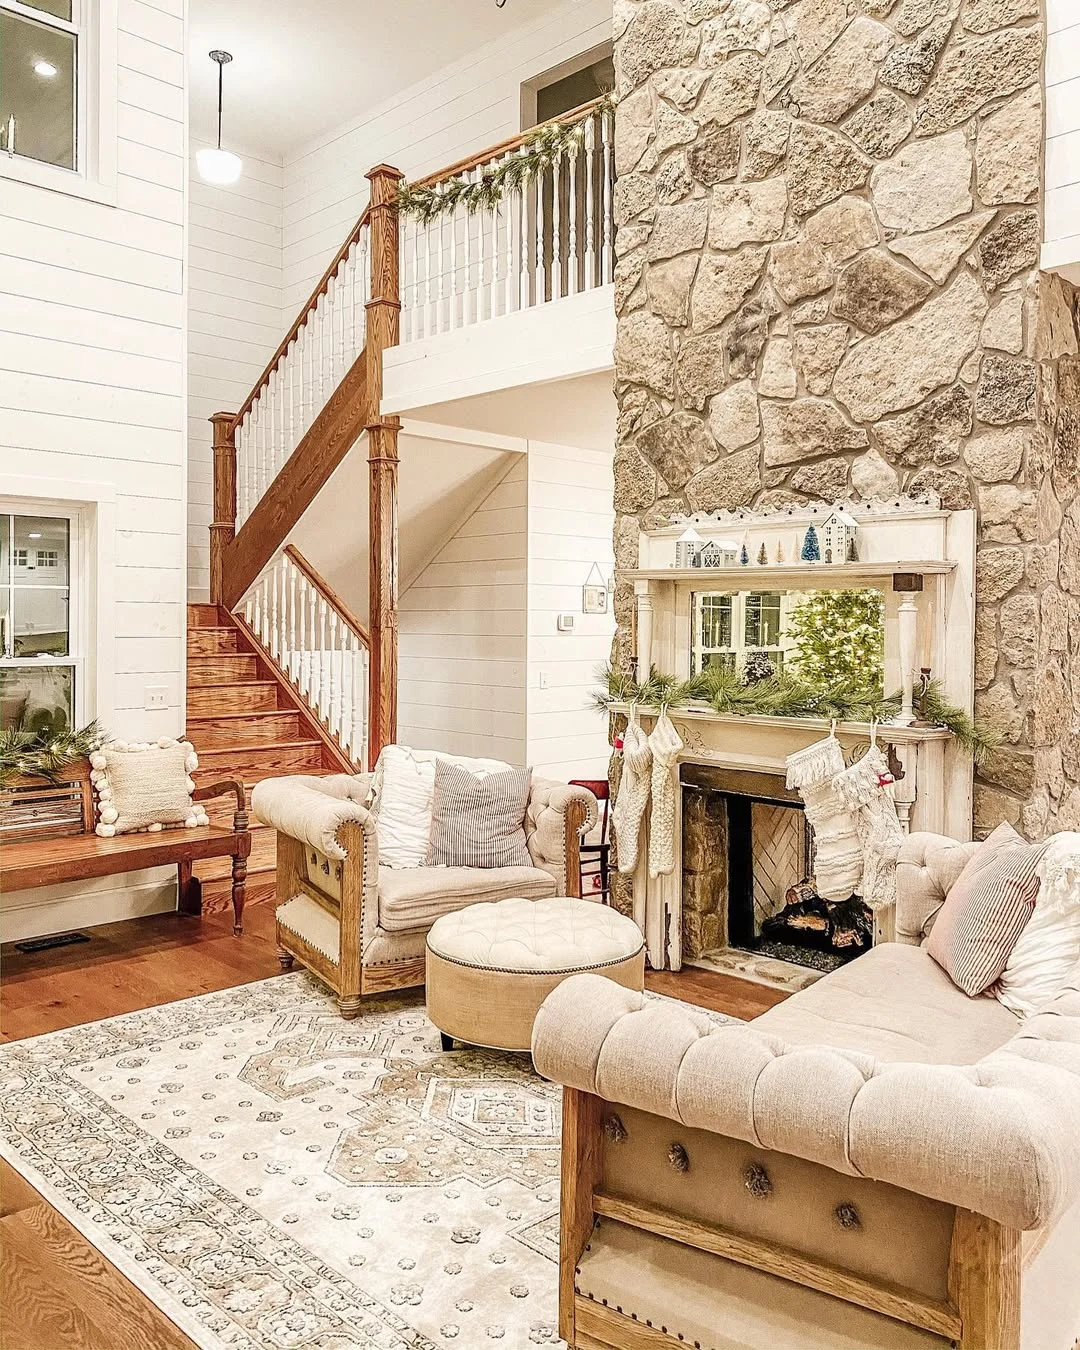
(681, 764, 873, 975)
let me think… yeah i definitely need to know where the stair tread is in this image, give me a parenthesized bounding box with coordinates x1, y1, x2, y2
(187, 710, 294, 721)
(198, 739, 323, 754)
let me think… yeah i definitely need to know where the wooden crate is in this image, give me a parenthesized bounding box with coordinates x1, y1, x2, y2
(0, 760, 94, 845)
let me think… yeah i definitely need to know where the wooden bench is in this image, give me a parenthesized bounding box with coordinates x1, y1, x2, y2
(0, 762, 252, 935)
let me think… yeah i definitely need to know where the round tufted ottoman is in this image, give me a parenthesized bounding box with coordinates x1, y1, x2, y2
(425, 896, 645, 1053)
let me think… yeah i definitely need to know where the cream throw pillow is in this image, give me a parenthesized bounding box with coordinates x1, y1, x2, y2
(371, 745, 511, 868)
(91, 738, 208, 836)
(995, 834, 1080, 1016)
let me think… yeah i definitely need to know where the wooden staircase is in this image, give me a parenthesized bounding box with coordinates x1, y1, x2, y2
(184, 602, 351, 914)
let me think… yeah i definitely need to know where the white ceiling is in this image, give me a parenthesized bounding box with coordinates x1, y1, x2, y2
(188, 0, 555, 160)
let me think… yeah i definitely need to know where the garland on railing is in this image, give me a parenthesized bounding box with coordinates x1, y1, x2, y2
(0, 718, 106, 787)
(593, 665, 1002, 765)
(397, 94, 616, 224)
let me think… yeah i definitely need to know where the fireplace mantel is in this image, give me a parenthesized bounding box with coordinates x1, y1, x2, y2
(619, 500, 977, 974)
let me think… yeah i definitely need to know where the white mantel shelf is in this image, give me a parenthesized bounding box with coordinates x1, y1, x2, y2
(623, 561, 957, 583)
(606, 702, 954, 744)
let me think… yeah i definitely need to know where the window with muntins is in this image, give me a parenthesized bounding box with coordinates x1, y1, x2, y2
(0, 0, 80, 171)
(0, 511, 79, 734)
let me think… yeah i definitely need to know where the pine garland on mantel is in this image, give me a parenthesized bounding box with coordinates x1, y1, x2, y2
(397, 94, 616, 225)
(594, 665, 1002, 766)
(0, 719, 105, 787)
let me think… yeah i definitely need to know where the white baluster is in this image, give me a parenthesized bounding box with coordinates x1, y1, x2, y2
(297, 577, 308, 701)
(278, 558, 288, 668)
(534, 169, 546, 305)
(518, 149, 530, 310)
(584, 113, 597, 291)
(601, 106, 614, 284)
(288, 560, 298, 684)
(567, 137, 579, 296)
(449, 195, 460, 332)
(463, 179, 474, 328)
(287, 341, 295, 453)
(411, 216, 423, 339)
(328, 609, 339, 740)
(318, 598, 329, 722)
(351, 633, 364, 763)
(551, 151, 562, 302)
(504, 172, 516, 314)
(426, 217, 437, 337)
(270, 565, 280, 663)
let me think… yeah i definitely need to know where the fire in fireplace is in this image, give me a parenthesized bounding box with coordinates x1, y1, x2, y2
(680, 763, 873, 973)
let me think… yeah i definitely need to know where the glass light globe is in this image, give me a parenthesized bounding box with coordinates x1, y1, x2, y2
(196, 146, 242, 185)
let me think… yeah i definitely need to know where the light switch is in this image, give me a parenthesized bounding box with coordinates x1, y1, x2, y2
(144, 685, 167, 710)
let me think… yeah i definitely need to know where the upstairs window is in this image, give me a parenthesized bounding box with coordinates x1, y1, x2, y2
(0, 0, 80, 172)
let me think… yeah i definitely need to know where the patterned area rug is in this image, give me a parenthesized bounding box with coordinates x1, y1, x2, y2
(0, 973, 732, 1349)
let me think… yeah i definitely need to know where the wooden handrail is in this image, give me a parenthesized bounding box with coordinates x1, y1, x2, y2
(407, 95, 610, 191)
(230, 203, 373, 434)
(283, 544, 371, 649)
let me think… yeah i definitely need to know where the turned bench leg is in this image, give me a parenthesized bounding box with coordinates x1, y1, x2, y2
(231, 849, 247, 935)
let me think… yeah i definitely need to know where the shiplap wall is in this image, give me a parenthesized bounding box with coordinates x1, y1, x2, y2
(398, 460, 528, 763)
(1046, 0, 1080, 267)
(187, 144, 285, 600)
(281, 0, 612, 310)
(0, 0, 187, 940)
(0, 0, 186, 737)
(526, 443, 615, 781)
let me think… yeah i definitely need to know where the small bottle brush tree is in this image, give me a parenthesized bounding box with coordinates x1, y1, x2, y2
(801, 525, 821, 562)
(788, 589, 886, 686)
(757, 543, 768, 565)
(740, 542, 750, 566)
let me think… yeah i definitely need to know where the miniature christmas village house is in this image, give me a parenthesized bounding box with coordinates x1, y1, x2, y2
(675, 527, 704, 568)
(699, 538, 740, 568)
(820, 509, 858, 564)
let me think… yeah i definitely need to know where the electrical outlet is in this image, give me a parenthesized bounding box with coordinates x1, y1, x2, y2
(538, 671, 549, 690)
(144, 685, 167, 710)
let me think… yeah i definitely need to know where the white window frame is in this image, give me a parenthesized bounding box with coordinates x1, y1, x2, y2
(1, 503, 84, 727)
(0, 0, 118, 204)
(0, 477, 116, 731)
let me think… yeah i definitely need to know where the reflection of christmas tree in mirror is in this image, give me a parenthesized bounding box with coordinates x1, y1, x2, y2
(787, 589, 885, 686)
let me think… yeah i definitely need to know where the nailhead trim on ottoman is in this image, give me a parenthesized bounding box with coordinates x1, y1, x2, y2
(426, 896, 646, 1053)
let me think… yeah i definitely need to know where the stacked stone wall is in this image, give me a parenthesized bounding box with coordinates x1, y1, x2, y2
(611, 0, 1051, 839)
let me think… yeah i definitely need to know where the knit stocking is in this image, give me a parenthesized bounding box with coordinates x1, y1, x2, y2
(648, 712, 683, 879)
(832, 744, 904, 912)
(613, 713, 652, 876)
(785, 734, 864, 902)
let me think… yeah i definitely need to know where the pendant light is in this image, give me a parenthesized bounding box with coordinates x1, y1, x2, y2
(196, 50, 242, 185)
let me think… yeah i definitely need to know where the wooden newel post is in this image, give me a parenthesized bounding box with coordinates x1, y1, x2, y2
(365, 164, 403, 764)
(209, 411, 237, 607)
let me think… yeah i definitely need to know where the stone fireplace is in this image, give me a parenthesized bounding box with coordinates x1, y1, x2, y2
(609, 0, 1080, 862)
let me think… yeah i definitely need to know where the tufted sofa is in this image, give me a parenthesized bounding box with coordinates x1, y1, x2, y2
(252, 768, 597, 1016)
(531, 831, 1080, 1350)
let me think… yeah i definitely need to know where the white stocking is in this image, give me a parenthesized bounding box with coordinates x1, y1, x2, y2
(832, 739, 904, 913)
(786, 733, 864, 902)
(648, 711, 683, 879)
(613, 712, 652, 876)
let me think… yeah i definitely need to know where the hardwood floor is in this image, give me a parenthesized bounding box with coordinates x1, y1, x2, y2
(0, 906, 785, 1347)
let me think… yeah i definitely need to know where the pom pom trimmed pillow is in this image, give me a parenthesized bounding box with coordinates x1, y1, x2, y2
(91, 738, 209, 837)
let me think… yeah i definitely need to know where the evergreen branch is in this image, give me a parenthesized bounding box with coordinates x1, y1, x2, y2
(398, 96, 615, 224)
(0, 718, 106, 787)
(592, 664, 1000, 757)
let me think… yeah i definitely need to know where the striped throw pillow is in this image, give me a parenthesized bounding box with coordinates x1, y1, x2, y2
(427, 762, 533, 870)
(926, 836, 1048, 996)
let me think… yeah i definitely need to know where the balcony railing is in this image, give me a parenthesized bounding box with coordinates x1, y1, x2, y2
(399, 97, 615, 342)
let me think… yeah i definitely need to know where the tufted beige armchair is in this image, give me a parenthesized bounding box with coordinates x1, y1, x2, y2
(532, 830, 1080, 1350)
(252, 767, 597, 1017)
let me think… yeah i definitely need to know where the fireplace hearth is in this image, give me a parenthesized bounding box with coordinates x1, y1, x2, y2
(680, 763, 873, 975)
